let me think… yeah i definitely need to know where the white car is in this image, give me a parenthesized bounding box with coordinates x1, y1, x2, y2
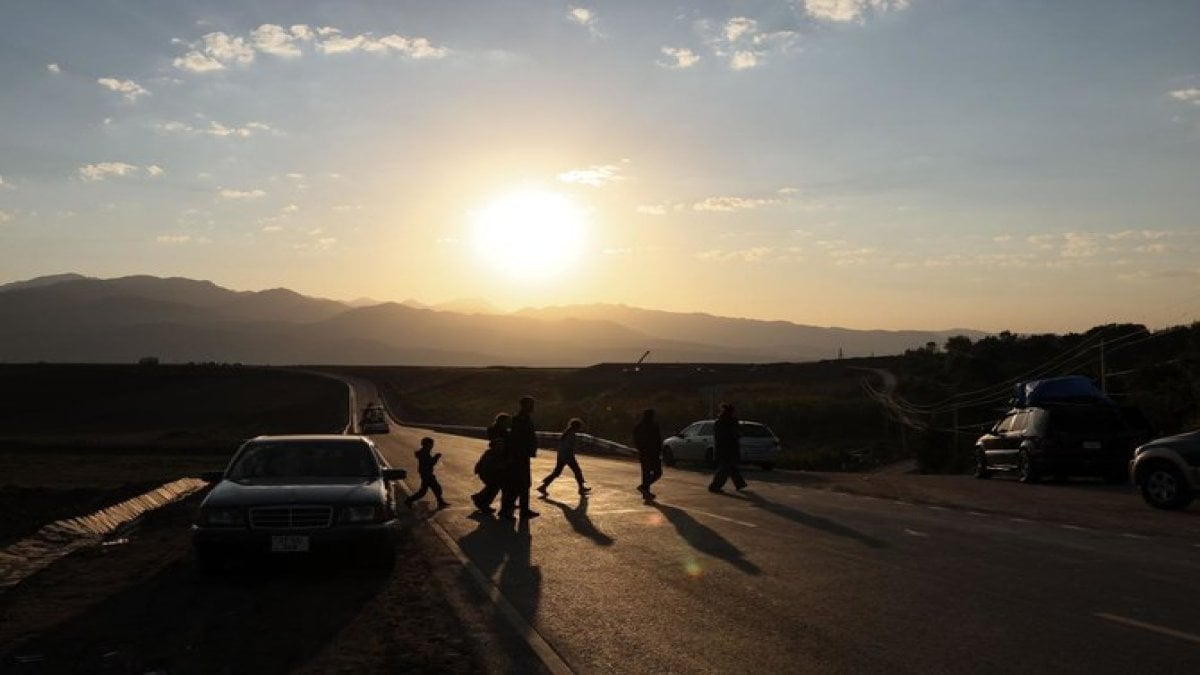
(359, 405, 390, 434)
(662, 420, 782, 470)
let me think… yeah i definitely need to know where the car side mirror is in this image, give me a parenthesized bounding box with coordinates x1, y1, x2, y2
(199, 470, 225, 483)
(382, 468, 408, 481)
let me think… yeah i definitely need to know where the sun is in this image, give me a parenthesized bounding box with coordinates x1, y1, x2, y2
(470, 188, 588, 281)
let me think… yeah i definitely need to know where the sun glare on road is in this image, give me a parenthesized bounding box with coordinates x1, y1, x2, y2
(470, 189, 587, 281)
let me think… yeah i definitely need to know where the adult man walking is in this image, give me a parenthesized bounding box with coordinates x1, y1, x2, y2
(500, 395, 540, 520)
(634, 408, 663, 500)
(708, 403, 747, 493)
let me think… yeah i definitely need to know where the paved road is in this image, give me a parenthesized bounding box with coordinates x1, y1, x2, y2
(372, 424, 1200, 674)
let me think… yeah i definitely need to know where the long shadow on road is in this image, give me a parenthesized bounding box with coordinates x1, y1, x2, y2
(730, 489, 888, 549)
(649, 502, 761, 576)
(455, 514, 543, 624)
(539, 494, 614, 546)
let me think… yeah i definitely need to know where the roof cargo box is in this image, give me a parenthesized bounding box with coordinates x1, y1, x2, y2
(1013, 375, 1113, 407)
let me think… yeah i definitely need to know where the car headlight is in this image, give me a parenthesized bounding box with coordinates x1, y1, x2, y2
(198, 507, 245, 527)
(340, 505, 384, 523)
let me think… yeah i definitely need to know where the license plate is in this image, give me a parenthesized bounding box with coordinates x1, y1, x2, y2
(1082, 441, 1102, 449)
(270, 535, 310, 552)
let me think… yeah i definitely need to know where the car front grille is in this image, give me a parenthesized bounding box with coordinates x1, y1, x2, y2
(249, 505, 333, 529)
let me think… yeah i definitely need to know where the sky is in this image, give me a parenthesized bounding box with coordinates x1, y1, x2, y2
(1, 0, 1198, 333)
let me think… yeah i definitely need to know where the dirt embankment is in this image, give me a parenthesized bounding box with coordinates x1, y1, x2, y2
(0, 494, 523, 673)
(0, 365, 544, 673)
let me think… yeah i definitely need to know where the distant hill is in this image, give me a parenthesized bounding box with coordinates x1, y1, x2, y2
(516, 304, 985, 361)
(0, 274, 987, 365)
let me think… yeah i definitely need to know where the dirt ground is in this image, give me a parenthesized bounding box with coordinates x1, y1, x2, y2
(0, 365, 544, 673)
(0, 491, 545, 674)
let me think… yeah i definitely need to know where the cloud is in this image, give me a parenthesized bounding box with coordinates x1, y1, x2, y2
(218, 188, 266, 199)
(175, 24, 450, 70)
(317, 33, 366, 54)
(1108, 229, 1171, 241)
(156, 234, 208, 245)
(1061, 232, 1102, 258)
(803, 0, 911, 23)
(0, 210, 12, 223)
(78, 162, 139, 181)
(1169, 88, 1200, 105)
(827, 246, 879, 266)
(316, 29, 450, 58)
(46, 63, 61, 74)
(730, 51, 759, 70)
(693, 196, 779, 212)
(567, 6, 604, 38)
(294, 235, 338, 251)
(915, 252, 1039, 270)
(157, 120, 275, 138)
(1136, 243, 1172, 254)
(252, 24, 305, 57)
(725, 17, 757, 42)
(697, 247, 775, 263)
(637, 204, 669, 216)
(1026, 234, 1058, 249)
(568, 7, 595, 26)
(146, 165, 165, 177)
(558, 163, 626, 187)
(97, 77, 149, 101)
(0, 175, 9, 189)
(173, 50, 224, 73)
(704, 17, 797, 70)
(659, 46, 701, 69)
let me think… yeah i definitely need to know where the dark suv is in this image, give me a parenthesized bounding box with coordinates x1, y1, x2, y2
(974, 403, 1136, 484)
(1129, 430, 1200, 509)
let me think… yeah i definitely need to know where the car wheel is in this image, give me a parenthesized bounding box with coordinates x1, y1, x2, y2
(760, 462, 774, 471)
(1016, 450, 1040, 484)
(1139, 463, 1194, 510)
(973, 450, 992, 479)
(662, 447, 676, 467)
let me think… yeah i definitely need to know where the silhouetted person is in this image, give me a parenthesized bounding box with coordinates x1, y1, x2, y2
(634, 408, 664, 500)
(500, 396, 540, 520)
(708, 403, 747, 493)
(537, 417, 591, 497)
(472, 413, 509, 514)
(406, 437, 450, 509)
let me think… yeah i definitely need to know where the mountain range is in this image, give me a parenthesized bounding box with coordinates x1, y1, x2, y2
(0, 274, 986, 366)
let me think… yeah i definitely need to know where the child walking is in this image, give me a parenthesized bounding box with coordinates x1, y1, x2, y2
(537, 418, 591, 497)
(406, 437, 450, 509)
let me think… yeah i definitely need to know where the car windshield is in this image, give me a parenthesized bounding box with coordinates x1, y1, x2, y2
(227, 441, 379, 480)
(739, 423, 775, 438)
(361, 407, 386, 423)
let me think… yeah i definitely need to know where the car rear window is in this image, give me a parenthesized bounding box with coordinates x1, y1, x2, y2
(228, 441, 378, 480)
(739, 423, 775, 438)
(361, 408, 386, 423)
(1048, 405, 1126, 435)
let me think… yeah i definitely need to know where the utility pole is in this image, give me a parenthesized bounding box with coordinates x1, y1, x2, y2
(1100, 339, 1107, 393)
(953, 404, 960, 460)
